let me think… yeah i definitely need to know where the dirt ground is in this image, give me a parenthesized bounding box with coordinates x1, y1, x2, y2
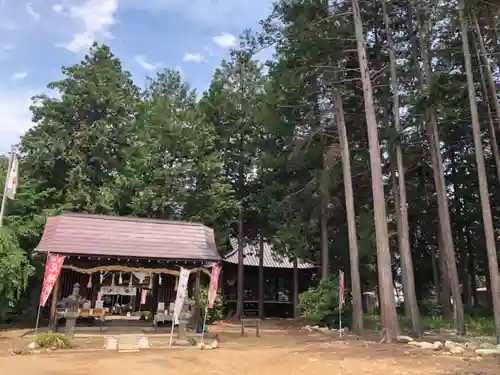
(0, 322, 499, 375)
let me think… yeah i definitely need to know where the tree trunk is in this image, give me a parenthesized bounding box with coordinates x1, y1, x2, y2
(473, 28, 500, 184)
(468, 253, 478, 308)
(391, 164, 410, 317)
(332, 87, 363, 335)
(431, 248, 439, 301)
(352, 0, 399, 342)
(459, 246, 471, 309)
(236, 210, 244, 318)
(293, 257, 299, 318)
(320, 191, 329, 280)
(413, 3, 466, 334)
(473, 12, 500, 133)
(381, 0, 421, 337)
(258, 232, 264, 319)
(439, 233, 452, 320)
(459, 0, 500, 343)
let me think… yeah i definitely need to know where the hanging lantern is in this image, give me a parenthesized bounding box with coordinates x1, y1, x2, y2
(87, 273, 92, 289)
(111, 273, 116, 287)
(119, 272, 123, 285)
(128, 273, 133, 287)
(159, 274, 162, 285)
(100, 271, 104, 284)
(174, 276, 178, 291)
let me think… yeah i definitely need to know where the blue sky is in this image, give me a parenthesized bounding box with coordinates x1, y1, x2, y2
(0, 0, 274, 154)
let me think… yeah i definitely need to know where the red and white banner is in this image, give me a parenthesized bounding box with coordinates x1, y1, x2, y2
(339, 270, 345, 308)
(207, 263, 221, 309)
(140, 289, 148, 305)
(39, 253, 65, 307)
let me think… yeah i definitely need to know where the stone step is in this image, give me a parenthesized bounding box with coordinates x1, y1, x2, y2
(118, 335, 140, 352)
(104, 335, 150, 351)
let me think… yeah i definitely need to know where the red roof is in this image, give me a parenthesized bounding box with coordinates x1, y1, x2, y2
(35, 213, 220, 261)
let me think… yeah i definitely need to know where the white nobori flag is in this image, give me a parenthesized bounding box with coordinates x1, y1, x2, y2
(173, 267, 190, 325)
(6, 154, 18, 200)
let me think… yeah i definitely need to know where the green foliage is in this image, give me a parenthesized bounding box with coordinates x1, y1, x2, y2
(0, 228, 34, 321)
(1, 0, 500, 331)
(199, 286, 225, 323)
(34, 332, 75, 349)
(187, 336, 198, 346)
(365, 314, 495, 337)
(298, 277, 348, 328)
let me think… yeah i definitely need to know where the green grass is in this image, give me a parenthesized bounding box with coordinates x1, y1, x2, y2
(34, 332, 76, 349)
(362, 313, 495, 337)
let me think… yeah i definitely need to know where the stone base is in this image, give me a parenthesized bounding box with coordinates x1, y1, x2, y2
(172, 339, 191, 347)
(118, 349, 140, 353)
(104, 337, 118, 350)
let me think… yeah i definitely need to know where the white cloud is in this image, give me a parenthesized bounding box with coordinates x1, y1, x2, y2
(212, 32, 237, 48)
(52, 3, 64, 14)
(134, 55, 160, 71)
(62, 0, 118, 53)
(12, 72, 28, 80)
(182, 53, 205, 63)
(3, 44, 12, 50)
(124, 0, 272, 27)
(26, 3, 41, 21)
(0, 89, 37, 153)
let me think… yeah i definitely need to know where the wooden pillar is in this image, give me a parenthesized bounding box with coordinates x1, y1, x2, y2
(258, 236, 264, 319)
(293, 257, 299, 318)
(153, 274, 159, 309)
(193, 270, 201, 329)
(90, 272, 101, 309)
(49, 276, 61, 330)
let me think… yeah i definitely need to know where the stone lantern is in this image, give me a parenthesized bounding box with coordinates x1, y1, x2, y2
(63, 283, 81, 340)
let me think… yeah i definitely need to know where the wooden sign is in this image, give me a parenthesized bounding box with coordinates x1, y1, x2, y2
(100, 286, 137, 296)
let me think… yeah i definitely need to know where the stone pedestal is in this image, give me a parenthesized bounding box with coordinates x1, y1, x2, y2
(174, 319, 190, 346)
(64, 311, 78, 340)
(104, 336, 118, 350)
(62, 283, 81, 340)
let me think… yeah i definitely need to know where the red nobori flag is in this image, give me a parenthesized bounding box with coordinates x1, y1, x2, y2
(339, 270, 345, 307)
(140, 289, 148, 305)
(207, 263, 221, 309)
(39, 254, 65, 307)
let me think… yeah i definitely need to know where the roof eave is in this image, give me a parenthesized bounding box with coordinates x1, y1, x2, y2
(34, 249, 220, 262)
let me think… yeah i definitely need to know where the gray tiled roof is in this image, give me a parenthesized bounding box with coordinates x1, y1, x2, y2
(36, 213, 220, 261)
(223, 238, 316, 269)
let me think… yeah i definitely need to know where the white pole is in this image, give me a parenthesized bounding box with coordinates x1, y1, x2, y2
(35, 251, 51, 334)
(200, 307, 208, 344)
(34, 304, 42, 334)
(168, 315, 176, 348)
(339, 301, 342, 338)
(0, 146, 14, 228)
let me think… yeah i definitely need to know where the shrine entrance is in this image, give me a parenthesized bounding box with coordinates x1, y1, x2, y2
(34, 213, 219, 332)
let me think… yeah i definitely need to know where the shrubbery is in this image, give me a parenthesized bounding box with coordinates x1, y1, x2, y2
(298, 276, 350, 328)
(0, 228, 34, 321)
(34, 332, 75, 349)
(199, 286, 224, 323)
